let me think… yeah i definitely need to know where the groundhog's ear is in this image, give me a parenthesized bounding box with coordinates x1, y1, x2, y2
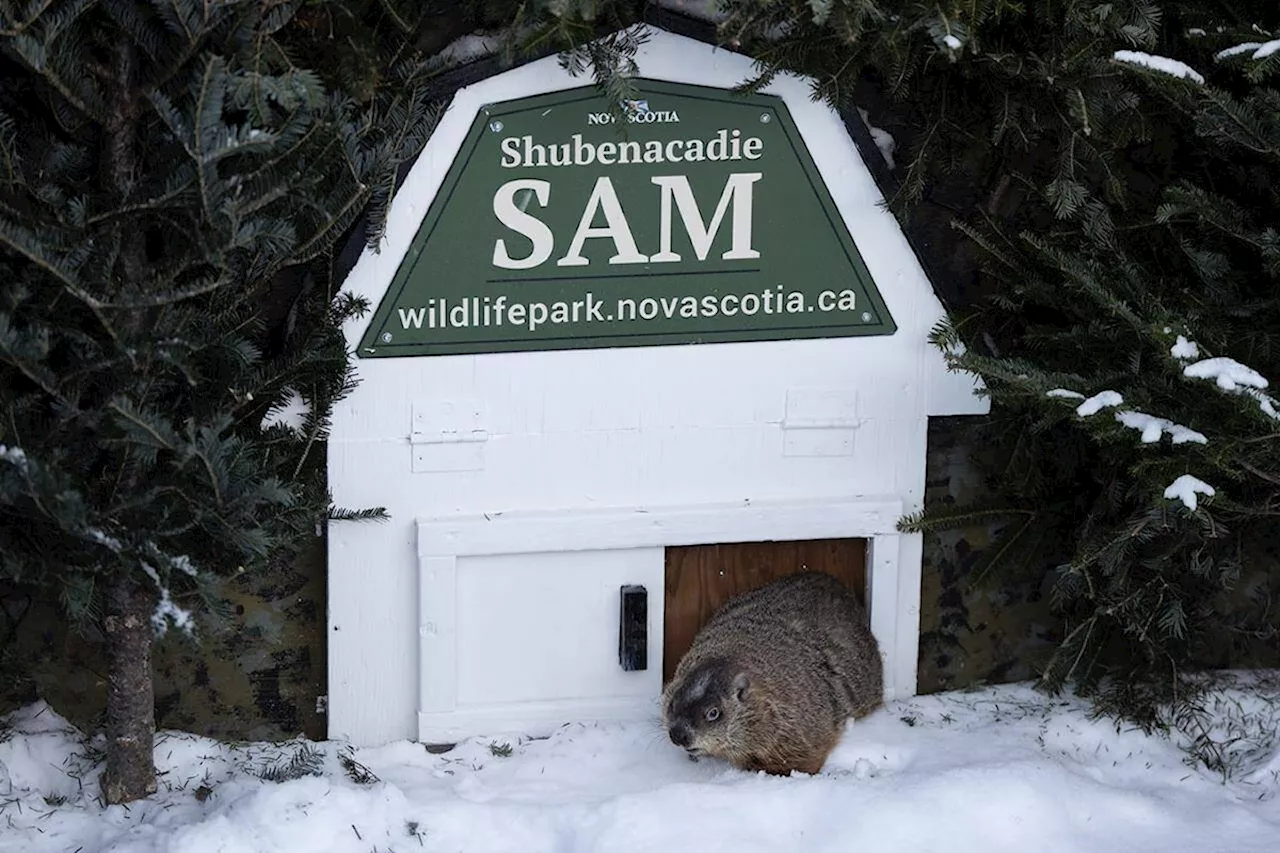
(732, 672, 749, 702)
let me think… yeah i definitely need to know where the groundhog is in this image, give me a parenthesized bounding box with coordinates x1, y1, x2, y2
(661, 570, 883, 776)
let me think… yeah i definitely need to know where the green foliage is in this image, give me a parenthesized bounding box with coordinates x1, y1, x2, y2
(899, 21, 1280, 725)
(464, 0, 651, 118)
(0, 0, 440, 637)
(338, 745, 380, 783)
(255, 740, 326, 782)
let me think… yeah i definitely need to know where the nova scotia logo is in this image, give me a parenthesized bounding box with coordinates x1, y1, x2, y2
(586, 99, 681, 125)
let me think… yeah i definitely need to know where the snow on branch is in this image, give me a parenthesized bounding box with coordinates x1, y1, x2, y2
(1183, 357, 1268, 391)
(1169, 333, 1280, 421)
(1170, 335, 1199, 360)
(1049, 388, 1207, 445)
(0, 443, 29, 471)
(1115, 410, 1208, 445)
(1164, 474, 1215, 511)
(170, 554, 198, 577)
(857, 108, 896, 170)
(432, 25, 542, 69)
(1113, 50, 1205, 84)
(1250, 391, 1280, 420)
(1215, 40, 1280, 62)
(651, 0, 729, 24)
(1076, 390, 1124, 417)
(140, 560, 196, 638)
(87, 528, 123, 552)
(437, 33, 504, 66)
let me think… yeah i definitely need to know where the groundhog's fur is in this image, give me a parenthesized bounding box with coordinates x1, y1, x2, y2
(661, 570, 883, 776)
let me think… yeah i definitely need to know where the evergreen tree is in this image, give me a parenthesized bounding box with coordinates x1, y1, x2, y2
(904, 23, 1280, 726)
(0, 0, 437, 803)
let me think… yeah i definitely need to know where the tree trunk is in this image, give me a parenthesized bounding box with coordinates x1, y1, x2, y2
(99, 574, 157, 804)
(95, 37, 157, 808)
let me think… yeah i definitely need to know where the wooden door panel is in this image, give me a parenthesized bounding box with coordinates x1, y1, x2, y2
(661, 538, 868, 683)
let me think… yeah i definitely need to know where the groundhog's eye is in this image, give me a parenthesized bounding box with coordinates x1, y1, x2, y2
(704, 707, 720, 722)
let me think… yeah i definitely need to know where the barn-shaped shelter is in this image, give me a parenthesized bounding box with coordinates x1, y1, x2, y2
(327, 23, 987, 746)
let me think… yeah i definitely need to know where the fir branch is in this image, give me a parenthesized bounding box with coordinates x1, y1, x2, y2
(897, 504, 1035, 534)
(255, 741, 325, 782)
(0, 0, 59, 38)
(328, 504, 389, 523)
(0, 212, 109, 312)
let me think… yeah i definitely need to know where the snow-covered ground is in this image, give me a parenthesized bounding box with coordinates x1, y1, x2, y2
(3, 677, 1280, 853)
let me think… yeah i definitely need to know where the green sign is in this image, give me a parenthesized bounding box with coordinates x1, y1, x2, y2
(357, 79, 896, 358)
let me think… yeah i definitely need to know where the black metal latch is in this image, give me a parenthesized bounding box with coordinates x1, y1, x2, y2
(618, 584, 648, 671)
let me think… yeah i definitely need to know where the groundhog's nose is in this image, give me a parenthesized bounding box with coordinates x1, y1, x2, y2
(668, 723, 692, 748)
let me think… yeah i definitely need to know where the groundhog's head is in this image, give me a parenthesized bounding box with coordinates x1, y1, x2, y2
(661, 656, 753, 761)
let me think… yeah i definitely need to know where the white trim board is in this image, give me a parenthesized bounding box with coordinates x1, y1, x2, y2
(416, 496, 904, 556)
(416, 496, 908, 743)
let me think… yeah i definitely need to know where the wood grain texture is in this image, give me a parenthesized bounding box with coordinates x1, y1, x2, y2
(662, 538, 868, 682)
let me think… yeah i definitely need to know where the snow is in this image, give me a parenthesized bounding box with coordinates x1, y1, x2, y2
(0, 443, 28, 469)
(260, 388, 310, 433)
(1074, 389, 1123, 416)
(1164, 473, 1216, 510)
(4, 678, 1280, 853)
(652, 0, 729, 23)
(1167, 338, 1280, 419)
(1115, 410, 1208, 444)
(437, 33, 505, 66)
(1252, 389, 1280, 421)
(1113, 50, 1206, 84)
(1170, 334, 1200, 360)
(651, 0, 791, 39)
(1046, 388, 1085, 399)
(857, 107, 896, 169)
(140, 562, 196, 638)
(1183, 356, 1269, 391)
(88, 528, 123, 552)
(1216, 40, 1280, 61)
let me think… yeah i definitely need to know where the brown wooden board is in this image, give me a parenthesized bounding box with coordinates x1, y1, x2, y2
(662, 538, 868, 683)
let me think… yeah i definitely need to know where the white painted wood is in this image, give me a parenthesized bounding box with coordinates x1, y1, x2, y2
(417, 556, 457, 714)
(781, 427, 857, 457)
(926, 342, 991, 417)
(416, 501, 893, 740)
(410, 399, 488, 472)
(441, 549, 663, 713)
(417, 546, 666, 742)
(893, 532, 926, 698)
(416, 497, 903, 557)
(410, 399, 487, 444)
(419, 696, 663, 744)
(326, 26, 990, 748)
(782, 387, 860, 429)
(866, 534, 900, 698)
(411, 443, 485, 473)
